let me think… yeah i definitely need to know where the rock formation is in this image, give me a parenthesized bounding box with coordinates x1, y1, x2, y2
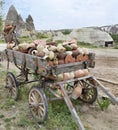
(53, 28, 113, 47)
(5, 5, 35, 35)
(99, 24, 118, 34)
(26, 15, 35, 31)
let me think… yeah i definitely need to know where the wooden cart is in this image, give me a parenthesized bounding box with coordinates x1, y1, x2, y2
(2, 49, 118, 130)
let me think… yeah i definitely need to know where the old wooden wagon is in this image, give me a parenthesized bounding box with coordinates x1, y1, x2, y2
(2, 49, 118, 130)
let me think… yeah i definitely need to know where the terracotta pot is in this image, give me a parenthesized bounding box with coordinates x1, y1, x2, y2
(58, 59, 65, 64)
(37, 44, 44, 52)
(46, 42, 57, 46)
(57, 44, 66, 53)
(48, 61, 54, 66)
(83, 69, 89, 76)
(43, 48, 50, 55)
(12, 46, 19, 51)
(82, 48, 89, 55)
(83, 54, 89, 61)
(48, 51, 55, 60)
(72, 50, 79, 57)
(65, 55, 74, 64)
(37, 52, 45, 57)
(7, 43, 15, 49)
(28, 48, 37, 54)
(70, 71, 75, 79)
(57, 74, 64, 81)
(74, 69, 85, 78)
(48, 45, 57, 52)
(18, 43, 29, 53)
(77, 48, 84, 55)
(63, 73, 71, 80)
(66, 51, 72, 55)
(33, 39, 46, 46)
(72, 57, 75, 62)
(71, 83, 82, 99)
(75, 54, 83, 62)
(64, 45, 72, 51)
(70, 43, 78, 50)
(56, 53, 66, 59)
(31, 50, 38, 55)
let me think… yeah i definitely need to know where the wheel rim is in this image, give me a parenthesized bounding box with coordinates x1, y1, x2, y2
(29, 88, 47, 122)
(79, 79, 97, 103)
(6, 73, 18, 100)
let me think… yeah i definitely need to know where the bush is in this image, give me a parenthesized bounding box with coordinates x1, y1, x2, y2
(61, 29, 72, 35)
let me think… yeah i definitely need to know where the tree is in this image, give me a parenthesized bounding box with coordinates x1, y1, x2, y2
(0, 0, 4, 32)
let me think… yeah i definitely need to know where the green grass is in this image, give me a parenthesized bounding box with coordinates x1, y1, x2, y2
(18, 36, 31, 43)
(77, 42, 98, 48)
(37, 33, 48, 39)
(0, 39, 5, 43)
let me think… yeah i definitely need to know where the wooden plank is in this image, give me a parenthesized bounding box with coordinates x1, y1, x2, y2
(13, 50, 25, 66)
(59, 84, 85, 130)
(92, 76, 118, 105)
(51, 61, 87, 75)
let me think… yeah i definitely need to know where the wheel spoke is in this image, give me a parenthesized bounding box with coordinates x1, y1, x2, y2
(5, 72, 18, 100)
(29, 87, 48, 123)
(79, 79, 97, 104)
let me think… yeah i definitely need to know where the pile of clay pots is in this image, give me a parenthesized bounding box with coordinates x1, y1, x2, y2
(7, 39, 91, 80)
(27, 39, 90, 66)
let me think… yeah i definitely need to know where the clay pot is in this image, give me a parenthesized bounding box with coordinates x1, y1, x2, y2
(74, 69, 85, 78)
(53, 58, 58, 65)
(12, 46, 19, 51)
(82, 48, 89, 55)
(83, 69, 89, 76)
(64, 45, 72, 51)
(33, 39, 46, 46)
(72, 50, 79, 57)
(48, 45, 57, 52)
(37, 44, 44, 52)
(56, 53, 66, 59)
(48, 51, 55, 60)
(83, 54, 89, 61)
(37, 52, 45, 57)
(75, 54, 83, 62)
(71, 83, 82, 99)
(57, 74, 64, 81)
(7, 43, 16, 49)
(66, 51, 73, 55)
(18, 43, 29, 53)
(65, 55, 74, 64)
(58, 59, 65, 64)
(63, 73, 71, 80)
(28, 48, 37, 54)
(43, 48, 50, 55)
(57, 44, 66, 53)
(48, 61, 54, 66)
(69, 71, 75, 79)
(70, 43, 78, 50)
(46, 42, 57, 46)
(72, 57, 75, 62)
(77, 47, 84, 55)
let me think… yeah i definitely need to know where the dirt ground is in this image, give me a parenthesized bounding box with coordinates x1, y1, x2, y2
(0, 48, 118, 130)
(80, 49, 118, 130)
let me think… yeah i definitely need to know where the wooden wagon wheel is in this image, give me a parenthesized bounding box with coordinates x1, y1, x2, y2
(78, 78, 98, 104)
(29, 86, 48, 123)
(5, 72, 18, 100)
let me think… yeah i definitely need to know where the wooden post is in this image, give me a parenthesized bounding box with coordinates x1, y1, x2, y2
(59, 84, 85, 130)
(92, 76, 118, 105)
